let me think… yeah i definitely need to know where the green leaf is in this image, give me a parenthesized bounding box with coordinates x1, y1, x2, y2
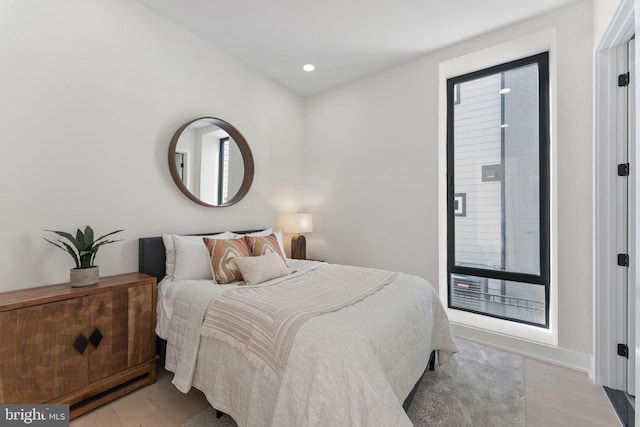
(92, 239, 122, 251)
(83, 226, 94, 250)
(79, 252, 92, 268)
(93, 229, 124, 244)
(75, 228, 85, 249)
(45, 230, 81, 251)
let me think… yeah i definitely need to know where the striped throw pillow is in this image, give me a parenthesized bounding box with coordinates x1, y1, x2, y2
(244, 233, 286, 260)
(203, 237, 251, 284)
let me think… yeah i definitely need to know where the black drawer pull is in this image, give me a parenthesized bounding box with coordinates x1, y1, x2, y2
(74, 334, 89, 355)
(89, 329, 103, 348)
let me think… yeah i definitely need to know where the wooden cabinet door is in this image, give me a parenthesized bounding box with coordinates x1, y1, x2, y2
(0, 298, 90, 403)
(125, 283, 154, 367)
(85, 283, 154, 381)
(86, 288, 129, 383)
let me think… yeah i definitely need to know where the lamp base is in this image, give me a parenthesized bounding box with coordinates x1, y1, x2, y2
(291, 234, 306, 260)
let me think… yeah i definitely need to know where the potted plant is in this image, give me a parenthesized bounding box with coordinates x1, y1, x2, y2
(44, 225, 124, 287)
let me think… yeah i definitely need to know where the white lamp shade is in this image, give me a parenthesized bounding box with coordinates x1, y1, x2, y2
(283, 213, 313, 234)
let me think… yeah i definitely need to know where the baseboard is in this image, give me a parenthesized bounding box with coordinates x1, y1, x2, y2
(451, 323, 593, 377)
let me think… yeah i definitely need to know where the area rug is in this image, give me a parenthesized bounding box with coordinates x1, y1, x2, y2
(180, 338, 524, 427)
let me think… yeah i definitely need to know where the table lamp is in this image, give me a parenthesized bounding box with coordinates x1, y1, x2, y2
(283, 213, 313, 259)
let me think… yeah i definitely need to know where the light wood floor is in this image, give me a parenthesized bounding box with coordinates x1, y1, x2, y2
(71, 356, 621, 427)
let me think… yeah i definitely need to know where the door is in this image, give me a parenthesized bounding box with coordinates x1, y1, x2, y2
(618, 36, 636, 398)
(626, 36, 636, 397)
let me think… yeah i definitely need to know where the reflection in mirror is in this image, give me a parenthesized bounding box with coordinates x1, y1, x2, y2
(175, 123, 243, 205)
(169, 117, 254, 207)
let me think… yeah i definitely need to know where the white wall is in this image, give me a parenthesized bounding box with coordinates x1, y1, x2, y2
(594, 0, 625, 42)
(304, 1, 594, 365)
(0, 0, 305, 291)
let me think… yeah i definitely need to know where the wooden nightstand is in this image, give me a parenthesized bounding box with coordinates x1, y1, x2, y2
(0, 273, 156, 419)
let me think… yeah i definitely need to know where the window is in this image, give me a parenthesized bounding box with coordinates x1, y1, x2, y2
(218, 137, 230, 205)
(446, 52, 550, 328)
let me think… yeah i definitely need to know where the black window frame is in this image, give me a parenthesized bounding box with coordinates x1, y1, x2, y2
(446, 51, 550, 328)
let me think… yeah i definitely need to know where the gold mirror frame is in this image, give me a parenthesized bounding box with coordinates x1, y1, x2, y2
(168, 116, 254, 207)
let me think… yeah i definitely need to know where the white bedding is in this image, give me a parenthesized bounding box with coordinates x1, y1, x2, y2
(155, 260, 319, 340)
(159, 260, 458, 427)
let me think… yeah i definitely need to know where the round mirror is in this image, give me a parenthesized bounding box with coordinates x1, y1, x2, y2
(168, 117, 254, 207)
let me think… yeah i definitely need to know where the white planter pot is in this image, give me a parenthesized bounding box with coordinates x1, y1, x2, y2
(70, 266, 99, 287)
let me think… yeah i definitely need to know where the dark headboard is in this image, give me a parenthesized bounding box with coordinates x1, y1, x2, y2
(138, 229, 264, 283)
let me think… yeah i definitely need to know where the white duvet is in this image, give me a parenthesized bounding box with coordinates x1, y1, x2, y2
(158, 260, 458, 427)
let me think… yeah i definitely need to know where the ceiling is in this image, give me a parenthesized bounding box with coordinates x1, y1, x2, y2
(137, 0, 579, 96)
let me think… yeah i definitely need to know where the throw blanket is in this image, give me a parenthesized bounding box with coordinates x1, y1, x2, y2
(201, 264, 399, 375)
(167, 261, 323, 393)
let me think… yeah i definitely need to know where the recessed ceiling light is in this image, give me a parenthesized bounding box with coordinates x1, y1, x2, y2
(499, 88, 511, 94)
(500, 124, 509, 128)
(303, 64, 315, 72)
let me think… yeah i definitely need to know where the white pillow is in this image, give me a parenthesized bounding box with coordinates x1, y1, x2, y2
(162, 234, 176, 278)
(229, 228, 286, 259)
(234, 252, 290, 285)
(164, 233, 228, 278)
(273, 230, 286, 258)
(171, 232, 230, 280)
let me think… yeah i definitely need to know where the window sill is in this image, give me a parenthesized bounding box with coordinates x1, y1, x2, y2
(444, 305, 558, 346)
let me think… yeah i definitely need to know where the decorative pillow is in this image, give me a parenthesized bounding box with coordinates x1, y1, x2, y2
(204, 237, 252, 284)
(234, 252, 290, 285)
(172, 232, 230, 280)
(244, 233, 286, 260)
(229, 228, 286, 259)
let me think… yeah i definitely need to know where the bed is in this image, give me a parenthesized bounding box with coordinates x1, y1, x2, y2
(139, 229, 458, 427)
